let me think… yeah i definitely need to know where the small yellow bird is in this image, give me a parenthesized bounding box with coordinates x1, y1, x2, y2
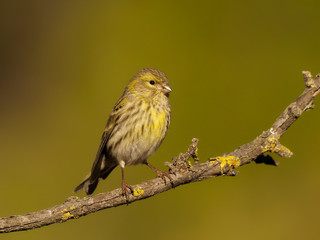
(74, 68, 172, 200)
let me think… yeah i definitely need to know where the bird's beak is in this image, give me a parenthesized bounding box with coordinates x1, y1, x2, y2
(162, 85, 172, 94)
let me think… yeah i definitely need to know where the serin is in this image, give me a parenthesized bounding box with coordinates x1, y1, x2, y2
(74, 68, 172, 200)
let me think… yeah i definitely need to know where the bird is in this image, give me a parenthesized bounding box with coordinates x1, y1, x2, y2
(74, 68, 172, 200)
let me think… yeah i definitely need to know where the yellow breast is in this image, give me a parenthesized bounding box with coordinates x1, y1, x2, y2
(139, 101, 168, 140)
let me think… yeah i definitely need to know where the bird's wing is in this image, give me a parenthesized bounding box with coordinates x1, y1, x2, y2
(90, 97, 128, 179)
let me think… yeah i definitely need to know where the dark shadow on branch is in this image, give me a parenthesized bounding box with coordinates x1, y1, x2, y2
(254, 154, 279, 166)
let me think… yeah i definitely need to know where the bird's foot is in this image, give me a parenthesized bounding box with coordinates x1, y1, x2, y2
(146, 163, 174, 187)
(121, 180, 134, 202)
(156, 170, 173, 185)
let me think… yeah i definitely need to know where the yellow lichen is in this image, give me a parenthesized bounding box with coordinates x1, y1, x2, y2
(263, 136, 292, 156)
(274, 145, 292, 156)
(194, 148, 199, 158)
(263, 136, 279, 152)
(61, 212, 73, 221)
(209, 156, 240, 173)
(60, 206, 76, 220)
(133, 188, 144, 197)
(306, 80, 315, 88)
(188, 160, 193, 168)
(308, 74, 312, 78)
(61, 208, 68, 213)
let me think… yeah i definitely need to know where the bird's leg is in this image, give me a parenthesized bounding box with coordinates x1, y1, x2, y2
(145, 162, 173, 186)
(121, 167, 133, 202)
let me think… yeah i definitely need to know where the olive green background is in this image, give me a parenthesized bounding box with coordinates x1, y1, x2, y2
(1, 1, 320, 239)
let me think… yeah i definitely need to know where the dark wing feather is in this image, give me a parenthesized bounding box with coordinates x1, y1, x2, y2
(89, 97, 127, 182)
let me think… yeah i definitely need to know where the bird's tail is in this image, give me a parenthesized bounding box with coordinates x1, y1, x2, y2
(73, 161, 117, 195)
(73, 175, 96, 194)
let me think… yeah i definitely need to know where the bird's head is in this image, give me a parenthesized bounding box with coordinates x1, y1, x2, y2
(128, 68, 172, 99)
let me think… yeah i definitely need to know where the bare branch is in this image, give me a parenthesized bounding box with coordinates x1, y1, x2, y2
(1, 71, 319, 234)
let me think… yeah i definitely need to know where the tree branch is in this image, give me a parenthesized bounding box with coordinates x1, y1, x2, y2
(1, 71, 320, 234)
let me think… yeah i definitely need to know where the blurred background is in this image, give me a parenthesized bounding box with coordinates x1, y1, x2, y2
(1, 0, 320, 239)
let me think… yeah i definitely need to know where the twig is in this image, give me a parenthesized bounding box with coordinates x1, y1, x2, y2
(1, 71, 319, 234)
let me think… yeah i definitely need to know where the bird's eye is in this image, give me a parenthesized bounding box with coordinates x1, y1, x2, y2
(149, 80, 155, 85)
